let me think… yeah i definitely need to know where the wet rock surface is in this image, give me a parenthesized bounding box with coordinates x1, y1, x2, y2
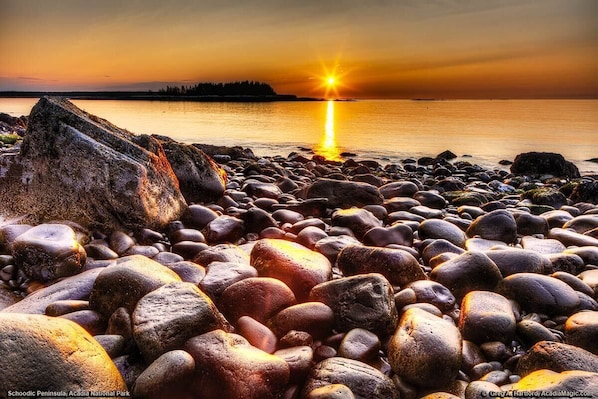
(1, 101, 598, 397)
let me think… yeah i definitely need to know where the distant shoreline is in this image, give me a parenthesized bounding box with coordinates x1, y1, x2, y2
(0, 91, 323, 102)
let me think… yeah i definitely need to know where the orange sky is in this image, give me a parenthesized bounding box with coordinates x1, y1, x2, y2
(1, 0, 597, 98)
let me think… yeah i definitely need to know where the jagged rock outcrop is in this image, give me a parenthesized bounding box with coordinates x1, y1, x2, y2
(0, 97, 226, 230)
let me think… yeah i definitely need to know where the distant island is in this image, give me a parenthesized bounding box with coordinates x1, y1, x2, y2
(0, 80, 322, 102)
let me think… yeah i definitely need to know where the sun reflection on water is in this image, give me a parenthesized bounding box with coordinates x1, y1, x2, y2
(315, 100, 341, 161)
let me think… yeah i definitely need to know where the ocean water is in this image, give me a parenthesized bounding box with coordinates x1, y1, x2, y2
(2, 98, 597, 174)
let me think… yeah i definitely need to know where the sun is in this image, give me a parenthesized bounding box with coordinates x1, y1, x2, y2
(327, 76, 336, 87)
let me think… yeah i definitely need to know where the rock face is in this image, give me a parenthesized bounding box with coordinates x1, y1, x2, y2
(510, 152, 580, 178)
(0, 313, 126, 393)
(0, 97, 208, 230)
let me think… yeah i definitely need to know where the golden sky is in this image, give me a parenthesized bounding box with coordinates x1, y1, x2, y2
(1, 0, 597, 98)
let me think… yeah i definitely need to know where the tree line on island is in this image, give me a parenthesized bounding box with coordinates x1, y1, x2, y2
(157, 81, 277, 96)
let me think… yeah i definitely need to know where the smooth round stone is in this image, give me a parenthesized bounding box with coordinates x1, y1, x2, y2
(511, 369, 598, 396)
(479, 341, 510, 362)
(363, 223, 413, 247)
(84, 242, 119, 260)
(202, 215, 245, 244)
(421, 239, 465, 265)
(2, 268, 103, 314)
(548, 228, 598, 247)
(170, 228, 205, 243)
(515, 212, 549, 236)
(498, 273, 580, 316)
(297, 226, 329, 249)
(0, 313, 126, 392)
(164, 260, 206, 284)
(289, 218, 327, 234)
(337, 328, 381, 362)
(45, 299, 90, 316)
(250, 239, 332, 302)
(305, 384, 355, 399)
(108, 230, 135, 255)
(388, 307, 462, 389)
(272, 209, 305, 225)
(552, 271, 595, 297)
(310, 273, 398, 337)
(516, 341, 598, 376)
(461, 340, 487, 374)
(242, 180, 283, 198)
(409, 205, 443, 219)
(578, 269, 598, 297)
(430, 251, 503, 303)
(413, 191, 447, 209)
(302, 357, 398, 399)
(199, 261, 258, 300)
(516, 319, 558, 346)
(521, 236, 566, 255)
(105, 307, 133, 339)
(563, 246, 598, 266)
(236, 315, 278, 353)
(123, 244, 160, 258)
(254, 197, 279, 210)
(133, 350, 195, 399)
(337, 245, 426, 287)
(12, 223, 87, 282)
(380, 181, 419, 198)
(133, 281, 227, 362)
(562, 214, 598, 234)
(464, 381, 503, 399)
(274, 346, 314, 383)
(171, 241, 209, 259)
(466, 209, 517, 244)
(185, 330, 290, 399)
(314, 235, 362, 263)
(541, 210, 575, 229)
(152, 250, 185, 265)
(181, 204, 219, 229)
(59, 309, 105, 336)
(93, 334, 127, 358)
(484, 248, 549, 277)
(331, 208, 382, 240)
(547, 253, 585, 275)
(404, 280, 456, 312)
(362, 204, 388, 220)
(418, 219, 467, 248)
(565, 311, 598, 355)
(458, 291, 516, 344)
(386, 210, 426, 224)
(0, 224, 33, 252)
(219, 276, 296, 324)
(276, 176, 300, 193)
(420, 393, 461, 399)
(465, 238, 508, 252)
(260, 226, 287, 239)
(457, 205, 486, 219)
(89, 255, 182, 318)
(193, 243, 250, 265)
(269, 302, 334, 339)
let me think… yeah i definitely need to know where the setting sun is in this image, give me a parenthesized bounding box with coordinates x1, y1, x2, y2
(327, 76, 336, 87)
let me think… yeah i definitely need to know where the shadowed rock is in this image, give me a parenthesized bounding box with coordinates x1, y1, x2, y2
(510, 152, 580, 178)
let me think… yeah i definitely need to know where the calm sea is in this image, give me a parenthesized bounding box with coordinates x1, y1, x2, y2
(1, 98, 597, 174)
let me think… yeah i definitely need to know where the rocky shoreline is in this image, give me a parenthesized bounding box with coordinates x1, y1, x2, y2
(1, 97, 597, 398)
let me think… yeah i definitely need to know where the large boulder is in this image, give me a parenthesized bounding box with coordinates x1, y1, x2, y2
(0, 313, 126, 393)
(510, 152, 580, 178)
(0, 96, 187, 230)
